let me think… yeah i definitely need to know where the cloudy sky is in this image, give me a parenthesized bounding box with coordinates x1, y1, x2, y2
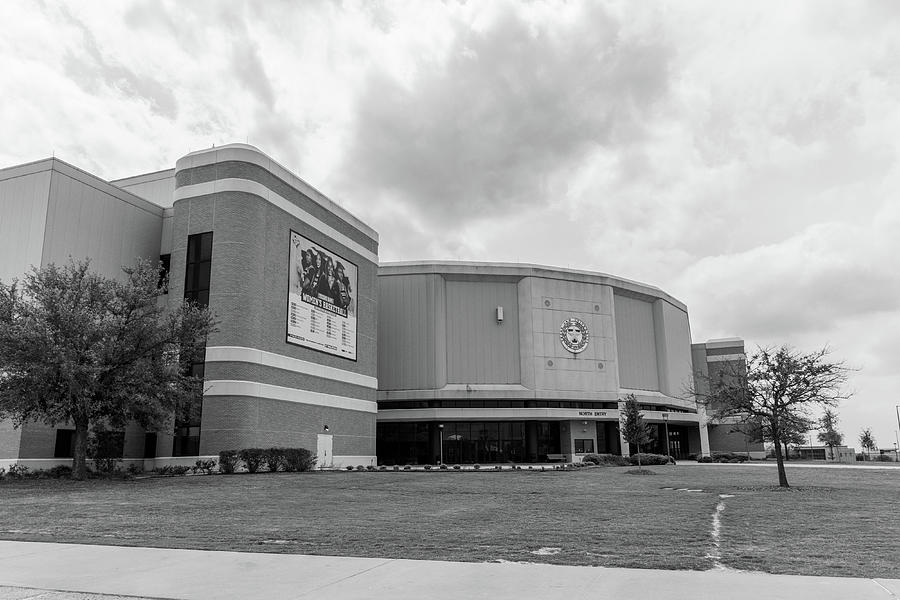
(2, 1, 899, 451)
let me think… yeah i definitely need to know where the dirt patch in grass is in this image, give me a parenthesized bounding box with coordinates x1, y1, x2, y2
(0, 465, 897, 578)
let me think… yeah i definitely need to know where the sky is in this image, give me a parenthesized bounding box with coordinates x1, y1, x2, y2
(2, 1, 899, 451)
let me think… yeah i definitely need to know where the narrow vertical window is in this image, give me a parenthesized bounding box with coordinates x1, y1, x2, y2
(174, 232, 212, 456)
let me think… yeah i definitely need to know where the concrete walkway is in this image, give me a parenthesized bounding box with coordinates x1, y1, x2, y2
(0, 541, 898, 600)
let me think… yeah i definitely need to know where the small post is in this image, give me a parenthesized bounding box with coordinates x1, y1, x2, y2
(438, 423, 444, 466)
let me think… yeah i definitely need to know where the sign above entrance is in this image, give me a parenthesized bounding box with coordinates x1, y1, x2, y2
(559, 317, 589, 354)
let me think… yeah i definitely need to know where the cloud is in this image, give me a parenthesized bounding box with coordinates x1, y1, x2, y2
(337, 2, 673, 228)
(59, 6, 179, 119)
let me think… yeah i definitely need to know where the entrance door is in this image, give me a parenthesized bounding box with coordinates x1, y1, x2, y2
(317, 434, 333, 469)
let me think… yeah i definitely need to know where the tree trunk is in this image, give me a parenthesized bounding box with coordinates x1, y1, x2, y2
(72, 419, 89, 480)
(783, 441, 790, 461)
(772, 432, 790, 488)
(636, 443, 642, 472)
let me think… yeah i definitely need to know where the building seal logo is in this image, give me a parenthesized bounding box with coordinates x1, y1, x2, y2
(559, 317, 589, 354)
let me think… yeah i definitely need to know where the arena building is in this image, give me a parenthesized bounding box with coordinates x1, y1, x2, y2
(0, 144, 760, 469)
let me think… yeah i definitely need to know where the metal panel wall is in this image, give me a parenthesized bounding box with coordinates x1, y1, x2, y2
(613, 293, 659, 391)
(0, 169, 51, 282)
(42, 170, 163, 279)
(653, 300, 694, 397)
(114, 172, 176, 208)
(446, 279, 520, 384)
(378, 274, 442, 390)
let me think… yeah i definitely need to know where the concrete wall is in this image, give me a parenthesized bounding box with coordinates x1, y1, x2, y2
(520, 276, 618, 393)
(172, 144, 378, 460)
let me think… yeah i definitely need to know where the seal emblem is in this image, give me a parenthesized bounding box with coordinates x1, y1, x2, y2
(559, 317, 589, 354)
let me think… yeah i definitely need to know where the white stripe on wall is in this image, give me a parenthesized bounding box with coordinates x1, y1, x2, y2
(205, 380, 377, 413)
(205, 346, 377, 389)
(176, 144, 378, 242)
(174, 179, 378, 263)
(706, 354, 746, 362)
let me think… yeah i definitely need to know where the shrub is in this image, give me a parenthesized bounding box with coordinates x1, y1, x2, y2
(876, 455, 893, 462)
(263, 448, 286, 473)
(218, 450, 240, 474)
(7, 464, 30, 479)
(473, 464, 481, 470)
(452, 465, 461, 470)
(366, 465, 377, 471)
(712, 452, 748, 463)
(282, 448, 316, 472)
(155, 465, 191, 476)
(378, 466, 387, 471)
(0, 467, 6, 479)
(47, 465, 73, 479)
(697, 456, 713, 463)
(629, 453, 673, 466)
(423, 464, 433, 470)
(625, 468, 656, 475)
(126, 463, 143, 477)
(439, 464, 448, 470)
(403, 465, 412, 470)
(346, 465, 354, 471)
(239, 448, 267, 473)
(192, 459, 217, 475)
(393, 465, 400, 471)
(355, 465, 366, 471)
(582, 454, 631, 467)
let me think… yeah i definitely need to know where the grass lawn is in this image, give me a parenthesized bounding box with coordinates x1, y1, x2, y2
(1, 465, 898, 578)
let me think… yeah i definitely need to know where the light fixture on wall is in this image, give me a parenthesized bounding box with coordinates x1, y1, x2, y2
(496, 306, 504, 323)
(323, 425, 330, 432)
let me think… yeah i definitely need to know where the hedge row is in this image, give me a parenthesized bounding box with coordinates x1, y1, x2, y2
(218, 448, 315, 473)
(580, 453, 674, 466)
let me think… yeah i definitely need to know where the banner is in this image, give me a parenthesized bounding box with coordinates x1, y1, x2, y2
(287, 231, 357, 360)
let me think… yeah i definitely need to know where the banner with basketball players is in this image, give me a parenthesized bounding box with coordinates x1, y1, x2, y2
(287, 231, 357, 360)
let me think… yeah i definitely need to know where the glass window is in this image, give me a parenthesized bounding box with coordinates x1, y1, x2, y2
(54, 429, 75, 458)
(184, 232, 213, 308)
(575, 439, 595, 453)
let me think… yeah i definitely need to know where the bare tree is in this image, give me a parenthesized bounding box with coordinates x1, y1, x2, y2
(695, 345, 851, 488)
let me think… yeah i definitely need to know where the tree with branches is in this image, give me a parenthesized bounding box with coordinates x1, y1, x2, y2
(620, 393, 654, 472)
(0, 259, 216, 479)
(695, 345, 851, 488)
(817, 409, 844, 460)
(859, 428, 877, 461)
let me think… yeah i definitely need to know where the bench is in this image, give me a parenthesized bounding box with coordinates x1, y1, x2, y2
(546, 454, 569, 462)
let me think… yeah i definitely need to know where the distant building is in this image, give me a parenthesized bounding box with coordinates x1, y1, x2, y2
(0, 144, 759, 469)
(691, 338, 766, 460)
(795, 445, 857, 463)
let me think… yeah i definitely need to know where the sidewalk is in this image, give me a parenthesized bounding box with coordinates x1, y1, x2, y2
(1, 541, 898, 600)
